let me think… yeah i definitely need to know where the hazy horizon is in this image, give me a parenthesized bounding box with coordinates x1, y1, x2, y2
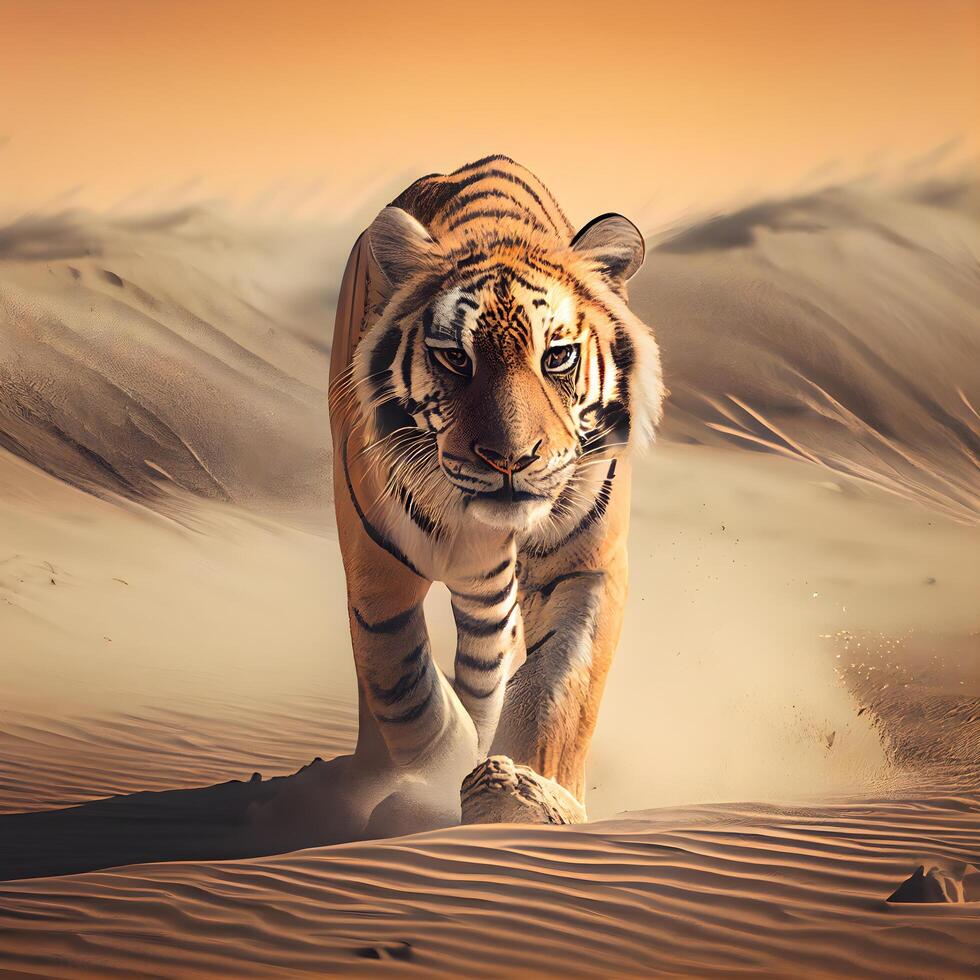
(2, 0, 977, 228)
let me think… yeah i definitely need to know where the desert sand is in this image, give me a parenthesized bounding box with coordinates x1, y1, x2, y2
(0, 175, 978, 976)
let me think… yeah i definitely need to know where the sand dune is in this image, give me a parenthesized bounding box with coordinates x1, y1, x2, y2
(1, 177, 978, 975)
(639, 179, 980, 523)
(0, 207, 336, 514)
(2, 177, 977, 521)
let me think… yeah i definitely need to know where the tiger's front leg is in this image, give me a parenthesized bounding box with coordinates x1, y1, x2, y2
(333, 461, 480, 832)
(491, 521, 629, 805)
(490, 550, 627, 804)
(447, 544, 524, 756)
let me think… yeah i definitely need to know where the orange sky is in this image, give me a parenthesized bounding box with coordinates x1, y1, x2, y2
(1, 0, 977, 226)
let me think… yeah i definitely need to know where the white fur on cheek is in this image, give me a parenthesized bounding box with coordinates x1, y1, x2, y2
(626, 317, 664, 450)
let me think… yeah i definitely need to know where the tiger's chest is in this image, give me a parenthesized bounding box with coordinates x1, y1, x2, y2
(374, 476, 605, 596)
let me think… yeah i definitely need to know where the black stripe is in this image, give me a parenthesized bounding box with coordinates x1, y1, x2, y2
(454, 580, 515, 606)
(608, 327, 635, 446)
(566, 462, 616, 538)
(452, 600, 518, 637)
(581, 399, 631, 454)
(402, 641, 427, 665)
(450, 154, 520, 175)
(447, 470, 495, 489)
(418, 162, 562, 235)
(610, 324, 635, 376)
(456, 251, 490, 272)
(342, 437, 424, 578)
(451, 234, 552, 264)
(526, 629, 556, 657)
(371, 659, 429, 706)
(369, 324, 402, 378)
(400, 324, 417, 392)
(534, 569, 606, 599)
(457, 295, 479, 310)
(365, 322, 415, 438)
(456, 650, 506, 672)
(377, 678, 435, 724)
(454, 674, 501, 700)
(524, 460, 617, 559)
(446, 208, 548, 233)
(353, 604, 419, 634)
(450, 296, 470, 341)
(484, 557, 513, 579)
(455, 272, 494, 294)
(454, 169, 561, 233)
(442, 187, 524, 219)
(375, 400, 416, 440)
(441, 450, 477, 467)
(518, 250, 566, 276)
(397, 482, 439, 538)
(448, 248, 567, 298)
(508, 272, 549, 295)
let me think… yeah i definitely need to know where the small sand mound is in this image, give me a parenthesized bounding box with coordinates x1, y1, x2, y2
(887, 863, 980, 904)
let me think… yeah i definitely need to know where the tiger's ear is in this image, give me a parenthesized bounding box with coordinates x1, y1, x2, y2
(369, 207, 442, 286)
(571, 213, 645, 283)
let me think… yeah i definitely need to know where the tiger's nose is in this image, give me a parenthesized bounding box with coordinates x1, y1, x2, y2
(473, 439, 542, 475)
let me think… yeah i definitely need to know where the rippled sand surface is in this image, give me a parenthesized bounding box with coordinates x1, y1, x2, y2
(2, 791, 978, 978)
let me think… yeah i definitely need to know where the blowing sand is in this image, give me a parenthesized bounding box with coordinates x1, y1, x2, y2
(0, 176, 977, 976)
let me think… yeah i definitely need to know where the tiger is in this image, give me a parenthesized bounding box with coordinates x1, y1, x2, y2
(329, 155, 663, 834)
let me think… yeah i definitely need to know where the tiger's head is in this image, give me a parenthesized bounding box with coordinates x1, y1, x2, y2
(350, 207, 663, 532)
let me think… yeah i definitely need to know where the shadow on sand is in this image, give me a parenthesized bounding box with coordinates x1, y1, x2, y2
(0, 754, 379, 882)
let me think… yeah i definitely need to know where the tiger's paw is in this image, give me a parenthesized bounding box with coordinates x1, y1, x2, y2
(460, 755, 586, 825)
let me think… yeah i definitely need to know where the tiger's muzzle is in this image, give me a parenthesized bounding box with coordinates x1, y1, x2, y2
(440, 441, 576, 529)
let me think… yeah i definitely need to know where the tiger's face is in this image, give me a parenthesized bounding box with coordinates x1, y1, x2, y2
(352, 208, 661, 532)
(422, 275, 591, 529)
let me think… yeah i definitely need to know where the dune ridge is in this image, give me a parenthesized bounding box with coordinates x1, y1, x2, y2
(641, 178, 980, 524)
(1, 177, 977, 522)
(0, 207, 335, 513)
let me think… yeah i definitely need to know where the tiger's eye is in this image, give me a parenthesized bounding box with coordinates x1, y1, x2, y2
(432, 346, 473, 377)
(543, 345, 578, 374)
